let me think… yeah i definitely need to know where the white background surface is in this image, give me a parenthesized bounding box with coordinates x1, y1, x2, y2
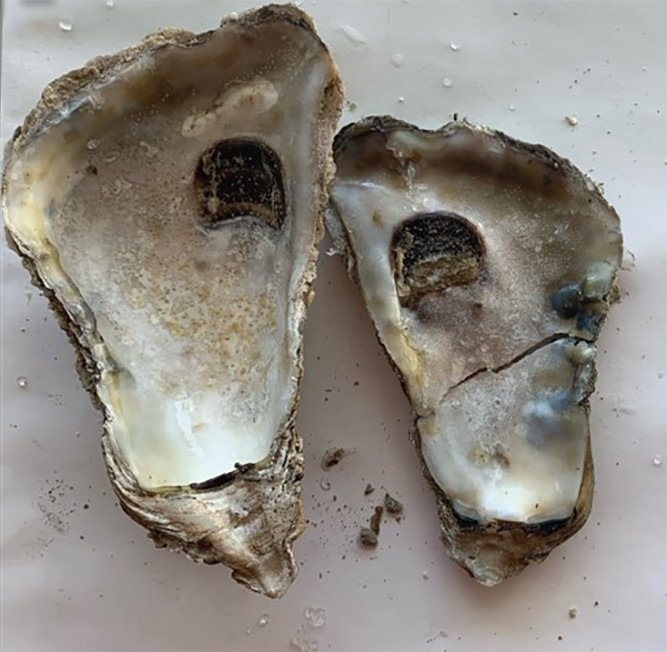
(1, 1, 666, 651)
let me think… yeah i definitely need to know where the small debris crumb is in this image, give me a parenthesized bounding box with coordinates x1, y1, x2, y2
(370, 506, 383, 535)
(621, 249, 636, 271)
(340, 25, 366, 46)
(364, 483, 375, 495)
(359, 527, 378, 548)
(384, 492, 403, 516)
(569, 606, 578, 619)
(320, 448, 349, 470)
(304, 606, 326, 630)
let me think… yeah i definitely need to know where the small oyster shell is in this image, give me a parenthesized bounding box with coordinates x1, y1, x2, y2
(2, 5, 343, 597)
(327, 116, 622, 585)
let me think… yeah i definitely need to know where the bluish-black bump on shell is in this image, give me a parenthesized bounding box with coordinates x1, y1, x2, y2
(576, 310, 605, 336)
(551, 281, 607, 336)
(550, 283, 583, 319)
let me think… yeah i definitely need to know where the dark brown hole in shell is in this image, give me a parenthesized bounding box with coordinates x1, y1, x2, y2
(194, 138, 286, 229)
(391, 212, 485, 309)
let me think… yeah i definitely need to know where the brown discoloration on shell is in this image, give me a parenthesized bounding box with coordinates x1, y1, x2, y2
(3, 4, 343, 599)
(326, 115, 615, 586)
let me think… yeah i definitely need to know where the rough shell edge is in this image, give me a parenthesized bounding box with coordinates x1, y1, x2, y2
(325, 115, 618, 585)
(2, 3, 344, 598)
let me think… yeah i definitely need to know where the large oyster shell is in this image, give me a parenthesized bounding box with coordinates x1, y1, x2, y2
(327, 116, 622, 585)
(2, 5, 343, 598)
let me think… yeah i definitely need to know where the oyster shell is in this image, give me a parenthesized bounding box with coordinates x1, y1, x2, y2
(2, 5, 343, 598)
(327, 117, 622, 585)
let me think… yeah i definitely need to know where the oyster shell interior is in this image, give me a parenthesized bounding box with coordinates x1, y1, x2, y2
(327, 117, 622, 583)
(3, 5, 342, 596)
